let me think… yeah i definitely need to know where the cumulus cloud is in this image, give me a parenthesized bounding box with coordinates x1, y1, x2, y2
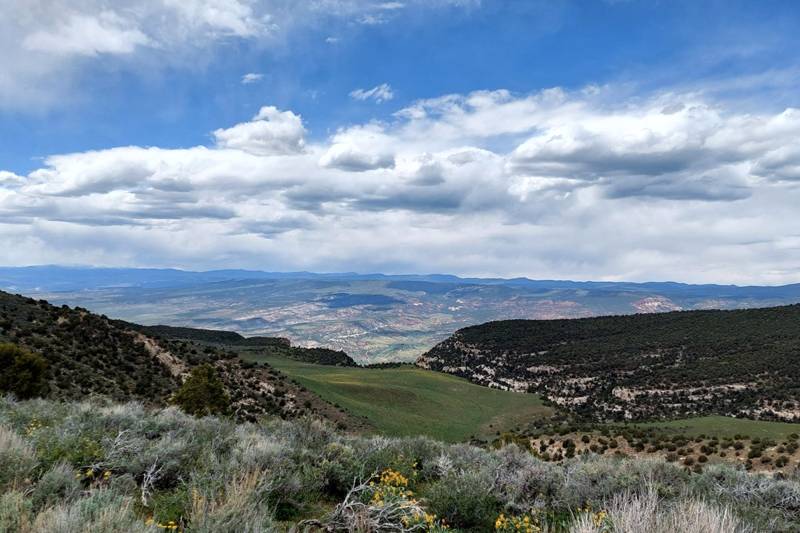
(319, 124, 396, 170)
(3, 87, 800, 283)
(213, 106, 306, 156)
(350, 83, 395, 103)
(0, 171, 24, 188)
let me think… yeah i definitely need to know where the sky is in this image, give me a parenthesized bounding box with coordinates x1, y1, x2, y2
(2, 0, 800, 284)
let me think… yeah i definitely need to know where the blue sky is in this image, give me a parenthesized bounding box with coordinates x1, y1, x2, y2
(2, 0, 800, 283)
(5, 0, 799, 173)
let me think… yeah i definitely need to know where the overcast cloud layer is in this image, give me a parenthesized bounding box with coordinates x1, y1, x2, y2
(2, 86, 800, 284)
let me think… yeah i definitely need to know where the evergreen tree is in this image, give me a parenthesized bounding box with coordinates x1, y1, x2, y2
(0, 343, 48, 399)
(172, 363, 230, 417)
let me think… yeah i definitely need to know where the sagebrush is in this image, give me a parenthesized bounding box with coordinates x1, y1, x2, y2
(1, 397, 798, 532)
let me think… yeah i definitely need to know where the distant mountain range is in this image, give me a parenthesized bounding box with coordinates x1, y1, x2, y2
(4, 265, 800, 297)
(3, 266, 800, 362)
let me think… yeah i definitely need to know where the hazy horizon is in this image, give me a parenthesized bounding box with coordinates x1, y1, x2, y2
(4, 263, 800, 288)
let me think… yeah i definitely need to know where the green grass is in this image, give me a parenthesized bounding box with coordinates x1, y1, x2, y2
(634, 416, 800, 440)
(256, 355, 553, 442)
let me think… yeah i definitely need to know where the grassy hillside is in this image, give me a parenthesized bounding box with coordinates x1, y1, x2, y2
(419, 304, 800, 422)
(250, 355, 553, 441)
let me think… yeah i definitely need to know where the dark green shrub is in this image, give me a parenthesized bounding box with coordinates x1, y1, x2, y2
(149, 487, 190, 525)
(0, 344, 48, 399)
(424, 472, 501, 531)
(29, 463, 80, 512)
(172, 364, 230, 417)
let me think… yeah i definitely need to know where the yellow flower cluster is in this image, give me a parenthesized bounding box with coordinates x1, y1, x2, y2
(591, 510, 608, 527)
(370, 468, 448, 531)
(380, 468, 410, 487)
(370, 469, 414, 505)
(576, 504, 609, 529)
(75, 468, 112, 481)
(494, 512, 542, 533)
(406, 511, 449, 531)
(145, 516, 179, 530)
(24, 418, 43, 436)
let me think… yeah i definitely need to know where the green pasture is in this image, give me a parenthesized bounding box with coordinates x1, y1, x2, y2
(252, 355, 553, 442)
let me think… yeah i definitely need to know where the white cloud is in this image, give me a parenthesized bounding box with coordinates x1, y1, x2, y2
(212, 106, 306, 156)
(358, 13, 388, 25)
(23, 11, 152, 56)
(0, 171, 24, 188)
(241, 72, 264, 84)
(3, 86, 800, 283)
(350, 83, 395, 103)
(1, 0, 271, 108)
(319, 124, 396, 171)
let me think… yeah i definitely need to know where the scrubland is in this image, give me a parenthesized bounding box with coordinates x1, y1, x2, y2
(2, 397, 800, 532)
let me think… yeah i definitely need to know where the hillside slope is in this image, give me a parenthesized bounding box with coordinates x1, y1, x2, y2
(129, 323, 357, 366)
(418, 305, 800, 422)
(0, 290, 361, 427)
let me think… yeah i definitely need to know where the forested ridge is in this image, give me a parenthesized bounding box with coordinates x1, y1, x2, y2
(419, 305, 800, 421)
(0, 290, 361, 427)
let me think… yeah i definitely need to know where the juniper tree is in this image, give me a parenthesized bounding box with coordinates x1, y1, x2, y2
(172, 363, 230, 417)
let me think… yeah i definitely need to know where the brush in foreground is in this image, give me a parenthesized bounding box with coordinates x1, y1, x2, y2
(1, 397, 799, 532)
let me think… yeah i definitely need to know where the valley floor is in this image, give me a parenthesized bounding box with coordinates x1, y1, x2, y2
(249, 354, 553, 442)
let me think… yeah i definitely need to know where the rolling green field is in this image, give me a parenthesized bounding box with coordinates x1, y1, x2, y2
(255, 355, 553, 442)
(635, 415, 800, 440)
